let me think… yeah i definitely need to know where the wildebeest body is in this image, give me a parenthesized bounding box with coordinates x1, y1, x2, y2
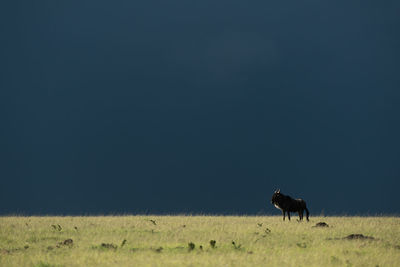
(271, 189, 310, 221)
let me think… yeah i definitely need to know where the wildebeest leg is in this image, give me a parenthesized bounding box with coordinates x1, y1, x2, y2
(298, 211, 302, 221)
(282, 210, 285, 221)
(305, 207, 310, 221)
(287, 212, 291, 221)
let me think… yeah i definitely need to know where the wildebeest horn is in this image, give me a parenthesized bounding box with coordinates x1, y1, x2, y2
(277, 189, 280, 193)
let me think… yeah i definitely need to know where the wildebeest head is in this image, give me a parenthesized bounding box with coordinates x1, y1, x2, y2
(271, 189, 281, 205)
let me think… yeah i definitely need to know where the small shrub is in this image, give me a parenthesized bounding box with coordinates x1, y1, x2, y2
(154, 247, 163, 252)
(296, 243, 307, 248)
(210, 240, 216, 248)
(188, 242, 195, 251)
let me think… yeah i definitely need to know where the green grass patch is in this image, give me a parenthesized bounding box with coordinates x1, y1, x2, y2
(0, 216, 399, 266)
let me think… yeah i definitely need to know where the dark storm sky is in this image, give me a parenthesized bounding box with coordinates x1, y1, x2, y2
(1, 1, 399, 215)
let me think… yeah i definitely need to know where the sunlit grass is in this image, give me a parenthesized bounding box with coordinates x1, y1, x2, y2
(0, 216, 399, 266)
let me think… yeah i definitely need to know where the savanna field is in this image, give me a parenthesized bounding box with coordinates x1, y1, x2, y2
(1, 216, 399, 267)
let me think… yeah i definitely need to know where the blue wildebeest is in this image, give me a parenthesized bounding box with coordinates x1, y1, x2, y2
(271, 189, 309, 221)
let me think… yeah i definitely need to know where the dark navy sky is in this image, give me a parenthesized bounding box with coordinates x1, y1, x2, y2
(1, 1, 399, 215)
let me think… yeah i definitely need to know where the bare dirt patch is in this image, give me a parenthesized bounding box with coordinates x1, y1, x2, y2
(101, 243, 117, 250)
(313, 222, 329, 228)
(56, 239, 73, 248)
(343, 234, 374, 240)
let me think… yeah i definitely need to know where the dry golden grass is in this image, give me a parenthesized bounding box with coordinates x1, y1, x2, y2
(1, 216, 399, 266)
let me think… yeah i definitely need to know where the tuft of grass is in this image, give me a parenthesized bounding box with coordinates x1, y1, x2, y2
(231, 241, 242, 250)
(100, 243, 117, 250)
(34, 262, 55, 267)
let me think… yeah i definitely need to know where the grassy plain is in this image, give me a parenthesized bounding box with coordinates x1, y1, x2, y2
(0, 216, 399, 266)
